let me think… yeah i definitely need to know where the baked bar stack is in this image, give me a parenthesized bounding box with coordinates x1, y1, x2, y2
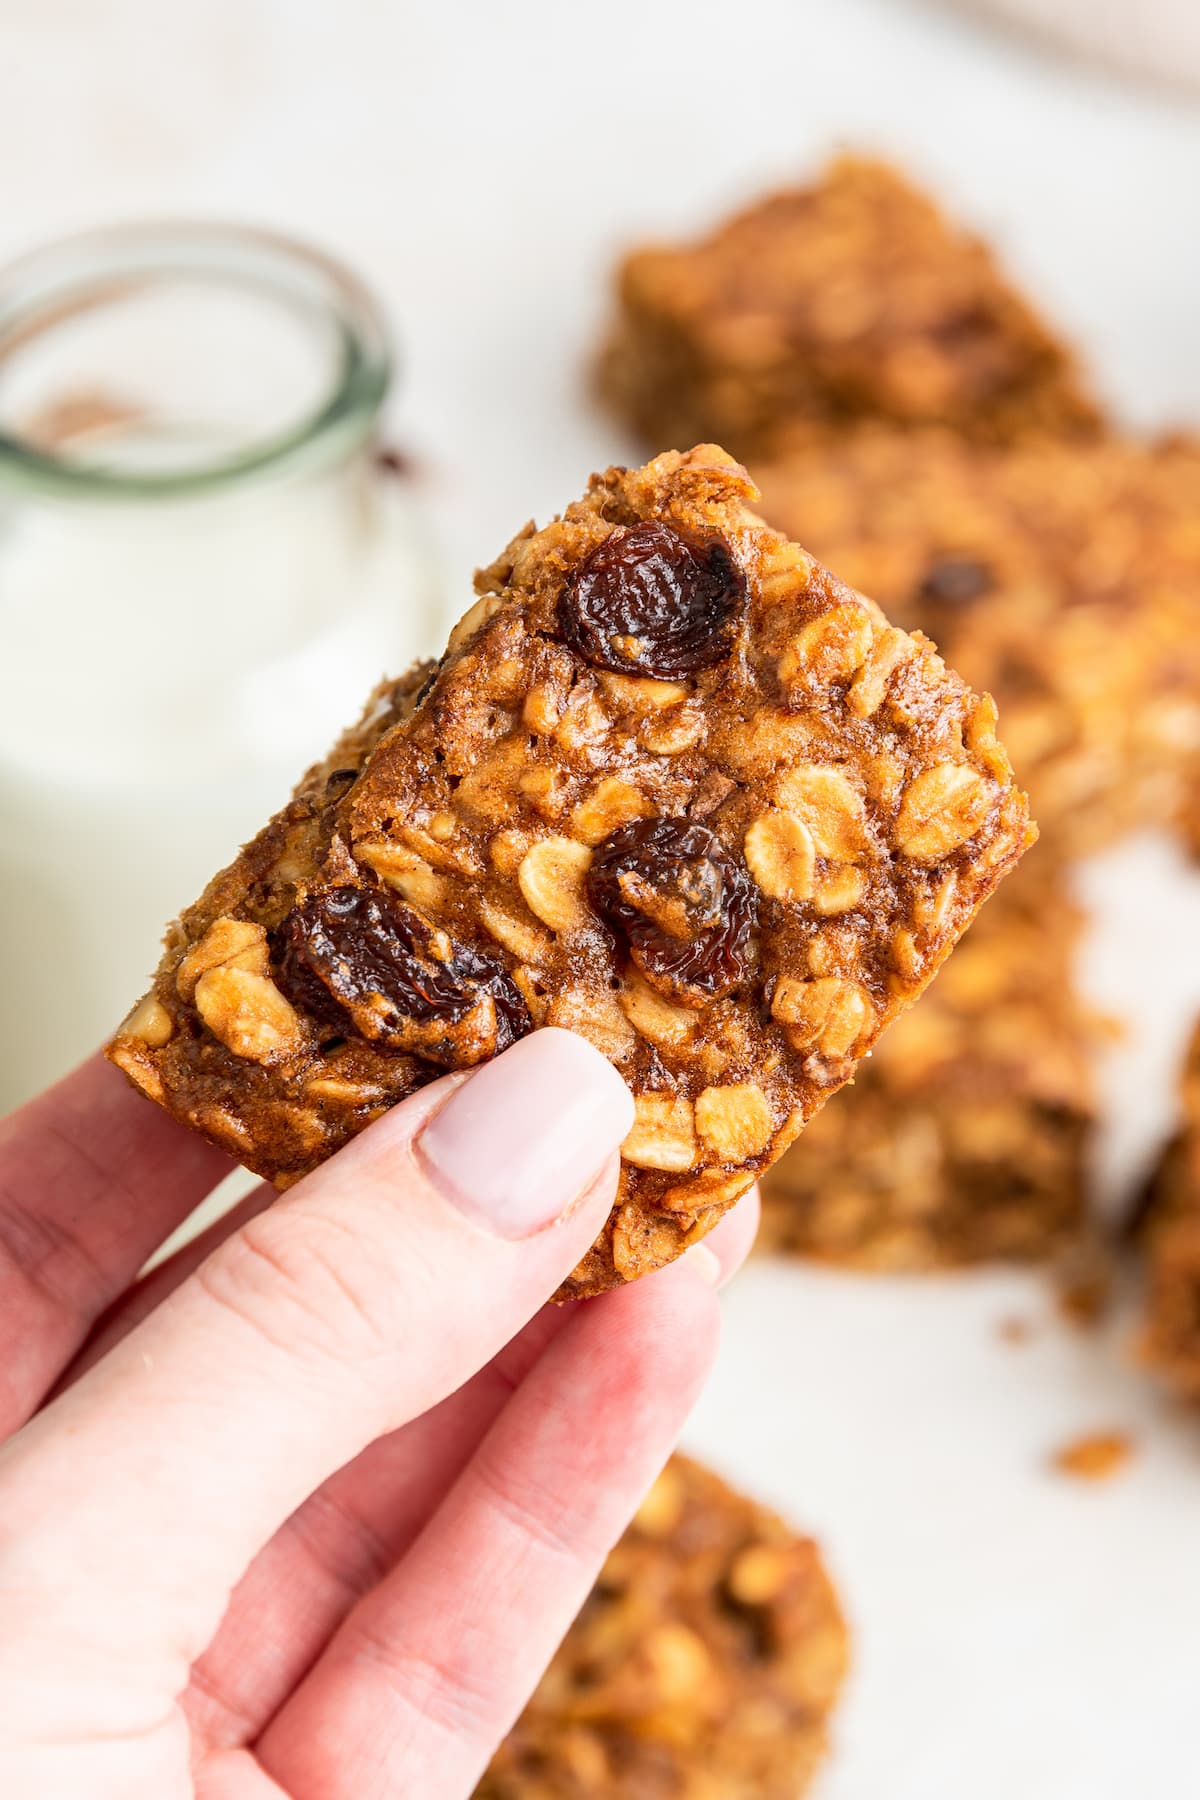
(109, 446, 1032, 1297)
(760, 865, 1096, 1267)
(474, 1455, 849, 1800)
(597, 154, 1100, 461)
(1137, 1023, 1200, 1398)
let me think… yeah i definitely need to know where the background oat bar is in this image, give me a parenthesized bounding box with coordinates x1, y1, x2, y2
(755, 425, 1200, 861)
(1136, 1022, 1200, 1399)
(760, 860, 1095, 1268)
(597, 155, 1100, 460)
(109, 447, 1032, 1297)
(474, 1454, 849, 1800)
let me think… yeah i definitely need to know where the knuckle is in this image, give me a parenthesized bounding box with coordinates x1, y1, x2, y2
(196, 1207, 398, 1367)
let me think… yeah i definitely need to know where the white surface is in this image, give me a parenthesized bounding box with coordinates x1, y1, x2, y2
(2, 5, 1199, 1795)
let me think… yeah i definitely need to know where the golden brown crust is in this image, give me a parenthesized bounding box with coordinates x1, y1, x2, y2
(760, 857, 1095, 1268)
(597, 155, 1100, 459)
(108, 446, 1032, 1296)
(1137, 1023, 1200, 1398)
(755, 426, 1200, 860)
(474, 1455, 849, 1800)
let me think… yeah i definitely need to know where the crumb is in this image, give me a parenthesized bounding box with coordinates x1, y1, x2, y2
(997, 1315, 1034, 1345)
(1051, 1431, 1134, 1481)
(1054, 1242, 1114, 1329)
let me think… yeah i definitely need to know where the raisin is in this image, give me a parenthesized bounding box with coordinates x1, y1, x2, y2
(587, 818, 757, 1004)
(918, 556, 994, 605)
(275, 886, 530, 1067)
(558, 521, 747, 678)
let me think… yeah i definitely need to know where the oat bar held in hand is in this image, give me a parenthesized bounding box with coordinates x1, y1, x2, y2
(109, 447, 1034, 1297)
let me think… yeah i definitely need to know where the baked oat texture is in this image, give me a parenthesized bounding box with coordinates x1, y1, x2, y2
(1138, 1020, 1200, 1399)
(108, 446, 1033, 1297)
(597, 155, 1100, 460)
(474, 1454, 849, 1800)
(755, 426, 1200, 860)
(760, 856, 1095, 1268)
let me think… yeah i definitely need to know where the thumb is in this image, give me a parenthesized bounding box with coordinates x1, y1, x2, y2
(0, 1029, 634, 1674)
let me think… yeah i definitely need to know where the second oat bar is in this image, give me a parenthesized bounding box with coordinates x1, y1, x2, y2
(109, 446, 1034, 1297)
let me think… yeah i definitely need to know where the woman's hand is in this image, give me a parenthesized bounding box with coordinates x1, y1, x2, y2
(0, 1029, 755, 1800)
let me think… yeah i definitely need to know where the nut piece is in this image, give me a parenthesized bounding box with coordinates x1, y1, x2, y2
(545, 985, 637, 1063)
(176, 917, 268, 1002)
(571, 776, 652, 848)
(772, 975, 872, 1058)
(622, 1092, 698, 1171)
(357, 840, 447, 911)
(517, 836, 594, 933)
(643, 1621, 713, 1700)
(744, 812, 816, 902)
(726, 1543, 793, 1605)
(774, 767, 869, 861)
(896, 763, 994, 863)
(638, 705, 706, 756)
(695, 1083, 774, 1161)
(194, 966, 304, 1063)
(119, 993, 174, 1048)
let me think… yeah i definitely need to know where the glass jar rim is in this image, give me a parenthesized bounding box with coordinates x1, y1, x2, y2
(0, 220, 393, 501)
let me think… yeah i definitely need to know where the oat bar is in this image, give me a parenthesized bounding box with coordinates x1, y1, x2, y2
(760, 860, 1095, 1268)
(1137, 1022, 1200, 1398)
(597, 155, 1099, 460)
(756, 426, 1200, 860)
(108, 447, 1033, 1297)
(474, 1454, 849, 1800)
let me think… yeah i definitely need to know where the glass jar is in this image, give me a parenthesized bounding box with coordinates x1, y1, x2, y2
(0, 222, 443, 1111)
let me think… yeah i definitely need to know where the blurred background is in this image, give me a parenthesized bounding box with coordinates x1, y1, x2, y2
(3, 3, 1200, 1796)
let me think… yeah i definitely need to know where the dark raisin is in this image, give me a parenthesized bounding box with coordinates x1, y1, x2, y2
(587, 818, 757, 1004)
(558, 521, 747, 678)
(918, 556, 994, 605)
(275, 886, 530, 1067)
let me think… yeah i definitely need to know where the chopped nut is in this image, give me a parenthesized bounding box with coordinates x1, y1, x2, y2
(194, 965, 304, 1063)
(176, 917, 268, 1002)
(727, 1543, 793, 1604)
(772, 975, 871, 1057)
(773, 767, 869, 861)
(518, 763, 570, 818)
(357, 840, 447, 910)
(623, 1092, 698, 1171)
(643, 1622, 713, 1700)
(488, 827, 532, 877)
(695, 1083, 775, 1160)
(896, 763, 994, 862)
(517, 836, 594, 933)
(598, 672, 689, 711)
(639, 705, 706, 756)
(571, 776, 652, 847)
(744, 811, 815, 903)
(119, 993, 174, 1048)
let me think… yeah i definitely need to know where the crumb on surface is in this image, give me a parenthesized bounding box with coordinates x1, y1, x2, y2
(1051, 1431, 1134, 1482)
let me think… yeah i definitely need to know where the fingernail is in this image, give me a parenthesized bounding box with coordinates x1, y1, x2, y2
(682, 1243, 721, 1286)
(415, 1028, 635, 1239)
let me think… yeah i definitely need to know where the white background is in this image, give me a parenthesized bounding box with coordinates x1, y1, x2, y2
(4, 3, 1200, 1795)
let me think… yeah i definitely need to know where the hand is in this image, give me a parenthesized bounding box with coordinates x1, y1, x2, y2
(0, 1028, 756, 1799)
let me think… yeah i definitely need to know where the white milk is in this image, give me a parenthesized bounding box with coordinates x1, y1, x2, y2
(0, 445, 442, 1111)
